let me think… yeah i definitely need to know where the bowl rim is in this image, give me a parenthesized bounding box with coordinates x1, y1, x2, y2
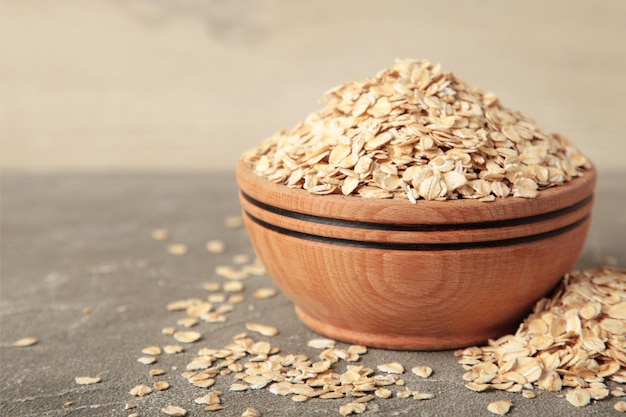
(236, 160, 596, 225)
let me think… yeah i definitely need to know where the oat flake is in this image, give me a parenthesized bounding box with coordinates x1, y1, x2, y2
(75, 376, 101, 385)
(161, 405, 187, 416)
(13, 337, 38, 347)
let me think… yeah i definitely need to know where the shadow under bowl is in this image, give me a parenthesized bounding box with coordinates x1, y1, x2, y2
(236, 161, 596, 350)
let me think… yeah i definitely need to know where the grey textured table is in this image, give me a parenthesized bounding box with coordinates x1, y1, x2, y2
(1, 171, 625, 417)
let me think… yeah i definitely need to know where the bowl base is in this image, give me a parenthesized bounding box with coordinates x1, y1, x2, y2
(295, 306, 509, 351)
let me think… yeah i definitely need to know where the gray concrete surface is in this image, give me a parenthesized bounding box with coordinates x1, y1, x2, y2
(1, 171, 625, 416)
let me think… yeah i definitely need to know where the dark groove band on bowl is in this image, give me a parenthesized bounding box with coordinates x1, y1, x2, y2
(243, 211, 590, 251)
(240, 191, 593, 232)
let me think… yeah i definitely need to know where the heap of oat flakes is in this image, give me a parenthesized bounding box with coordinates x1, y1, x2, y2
(457, 268, 626, 409)
(243, 59, 590, 202)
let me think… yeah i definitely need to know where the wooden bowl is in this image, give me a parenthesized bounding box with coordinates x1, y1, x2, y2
(236, 161, 596, 350)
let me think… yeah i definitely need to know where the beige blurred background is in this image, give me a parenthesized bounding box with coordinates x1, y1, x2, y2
(1, 0, 625, 172)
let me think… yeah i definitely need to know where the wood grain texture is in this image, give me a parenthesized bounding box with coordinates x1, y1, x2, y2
(236, 161, 597, 350)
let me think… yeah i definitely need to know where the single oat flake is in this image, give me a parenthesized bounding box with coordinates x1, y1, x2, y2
(161, 405, 187, 416)
(377, 362, 405, 374)
(307, 338, 337, 349)
(141, 345, 162, 355)
(75, 376, 101, 385)
(241, 408, 262, 417)
(206, 240, 226, 253)
(411, 365, 433, 378)
(253, 288, 277, 299)
(173, 331, 202, 344)
(615, 401, 626, 412)
(245, 322, 279, 336)
(242, 59, 589, 203)
(154, 381, 170, 391)
(487, 399, 513, 415)
(151, 228, 170, 241)
(13, 337, 38, 347)
(167, 243, 188, 256)
(129, 384, 152, 397)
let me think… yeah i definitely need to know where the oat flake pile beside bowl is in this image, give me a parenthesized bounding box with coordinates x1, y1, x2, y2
(237, 59, 596, 350)
(242, 59, 590, 202)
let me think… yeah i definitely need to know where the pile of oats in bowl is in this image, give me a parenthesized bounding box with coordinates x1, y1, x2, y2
(242, 59, 590, 202)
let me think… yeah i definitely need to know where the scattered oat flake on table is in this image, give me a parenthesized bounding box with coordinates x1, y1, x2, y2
(173, 330, 202, 343)
(307, 338, 336, 349)
(203, 281, 221, 291)
(228, 294, 246, 304)
(13, 337, 38, 347)
(167, 298, 201, 311)
(137, 356, 156, 365)
(187, 301, 213, 317)
(253, 288, 277, 299)
(566, 388, 591, 407)
(411, 365, 433, 378)
(129, 384, 153, 397)
(216, 265, 249, 280)
(223, 281, 245, 292)
(194, 391, 222, 405)
(177, 317, 199, 328)
(149, 369, 165, 377)
(208, 293, 226, 303)
(225, 216, 244, 228)
(243, 262, 266, 276)
(233, 254, 251, 264)
(151, 229, 170, 240)
(201, 312, 227, 323)
(154, 381, 170, 391)
(245, 322, 279, 336)
(215, 304, 234, 314)
(141, 346, 162, 355)
(163, 344, 184, 354)
(161, 405, 187, 416)
(347, 345, 367, 355)
(413, 392, 435, 401)
(75, 376, 101, 385)
(241, 407, 262, 417)
(205, 404, 225, 411)
(377, 362, 404, 374)
(339, 402, 366, 416)
(206, 240, 226, 253)
(373, 388, 392, 399)
(125, 403, 136, 410)
(396, 390, 412, 399)
(162, 327, 176, 335)
(614, 388, 626, 397)
(487, 400, 513, 415)
(615, 401, 626, 412)
(167, 243, 188, 255)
